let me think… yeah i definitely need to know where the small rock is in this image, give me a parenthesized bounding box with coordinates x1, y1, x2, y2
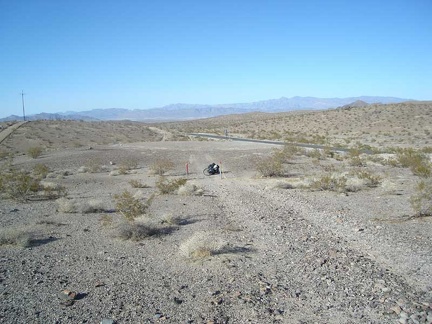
(390, 305, 402, 314)
(173, 297, 183, 304)
(100, 319, 116, 324)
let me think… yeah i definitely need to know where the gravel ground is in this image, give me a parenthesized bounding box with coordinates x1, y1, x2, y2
(1, 140, 431, 323)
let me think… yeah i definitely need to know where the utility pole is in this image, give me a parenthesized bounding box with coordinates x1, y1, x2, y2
(21, 90, 26, 121)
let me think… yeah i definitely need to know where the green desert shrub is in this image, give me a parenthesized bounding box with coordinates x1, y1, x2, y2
(0, 169, 41, 201)
(114, 190, 152, 221)
(396, 148, 431, 177)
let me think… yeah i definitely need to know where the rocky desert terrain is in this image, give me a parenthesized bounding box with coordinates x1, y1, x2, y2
(1, 101, 432, 323)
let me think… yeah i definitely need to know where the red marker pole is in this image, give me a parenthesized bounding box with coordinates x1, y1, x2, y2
(219, 161, 222, 179)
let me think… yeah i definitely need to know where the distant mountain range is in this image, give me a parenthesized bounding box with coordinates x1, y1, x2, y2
(0, 96, 411, 122)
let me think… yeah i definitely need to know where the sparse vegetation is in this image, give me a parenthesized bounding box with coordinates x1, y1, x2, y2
(99, 214, 114, 227)
(156, 177, 187, 194)
(0, 228, 33, 248)
(129, 179, 149, 188)
(33, 163, 50, 179)
(114, 190, 152, 221)
(179, 231, 227, 260)
(0, 167, 41, 201)
(410, 179, 432, 217)
(27, 146, 43, 159)
(115, 222, 169, 241)
(255, 150, 285, 177)
(84, 158, 102, 173)
(309, 174, 347, 192)
(150, 159, 174, 175)
(395, 148, 431, 177)
(118, 158, 139, 174)
(177, 182, 204, 196)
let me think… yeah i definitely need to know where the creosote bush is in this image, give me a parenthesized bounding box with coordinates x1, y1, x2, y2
(396, 148, 431, 177)
(156, 177, 187, 194)
(0, 168, 41, 201)
(114, 190, 152, 221)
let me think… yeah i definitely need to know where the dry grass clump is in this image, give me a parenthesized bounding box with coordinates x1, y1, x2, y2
(83, 158, 103, 173)
(27, 146, 43, 159)
(114, 190, 153, 221)
(118, 158, 139, 174)
(351, 169, 382, 187)
(99, 214, 114, 227)
(56, 197, 77, 213)
(40, 181, 67, 199)
(410, 178, 432, 217)
(56, 198, 106, 213)
(129, 179, 149, 188)
(32, 163, 50, 179)
(150, 159, 174, 175)
(177, 182, 204, 196)
(0, 228, 33, 248)
(115, 222, 168, 241)
(156, 177, 187, 194)
(161, 214, 184, 225)
(179, 231, 227, 260)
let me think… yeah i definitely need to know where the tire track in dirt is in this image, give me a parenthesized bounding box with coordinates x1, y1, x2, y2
(204, 178, 430, 323)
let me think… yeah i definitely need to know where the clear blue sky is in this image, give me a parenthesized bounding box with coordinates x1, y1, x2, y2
(0, 0, 431, 118)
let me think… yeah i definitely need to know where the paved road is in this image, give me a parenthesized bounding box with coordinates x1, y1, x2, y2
(189, 133, 352, 153)
(0, 121, 28, 144)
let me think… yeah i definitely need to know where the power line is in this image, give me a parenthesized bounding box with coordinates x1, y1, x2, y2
(21, 90, 26, 121)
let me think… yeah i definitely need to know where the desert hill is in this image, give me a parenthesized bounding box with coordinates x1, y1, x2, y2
(0, 95, 410, 122)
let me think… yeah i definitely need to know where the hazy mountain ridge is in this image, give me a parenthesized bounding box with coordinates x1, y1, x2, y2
(1, 96, 411, 122)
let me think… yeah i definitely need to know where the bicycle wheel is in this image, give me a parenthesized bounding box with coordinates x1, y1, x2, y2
(203, 167, 211, 176)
